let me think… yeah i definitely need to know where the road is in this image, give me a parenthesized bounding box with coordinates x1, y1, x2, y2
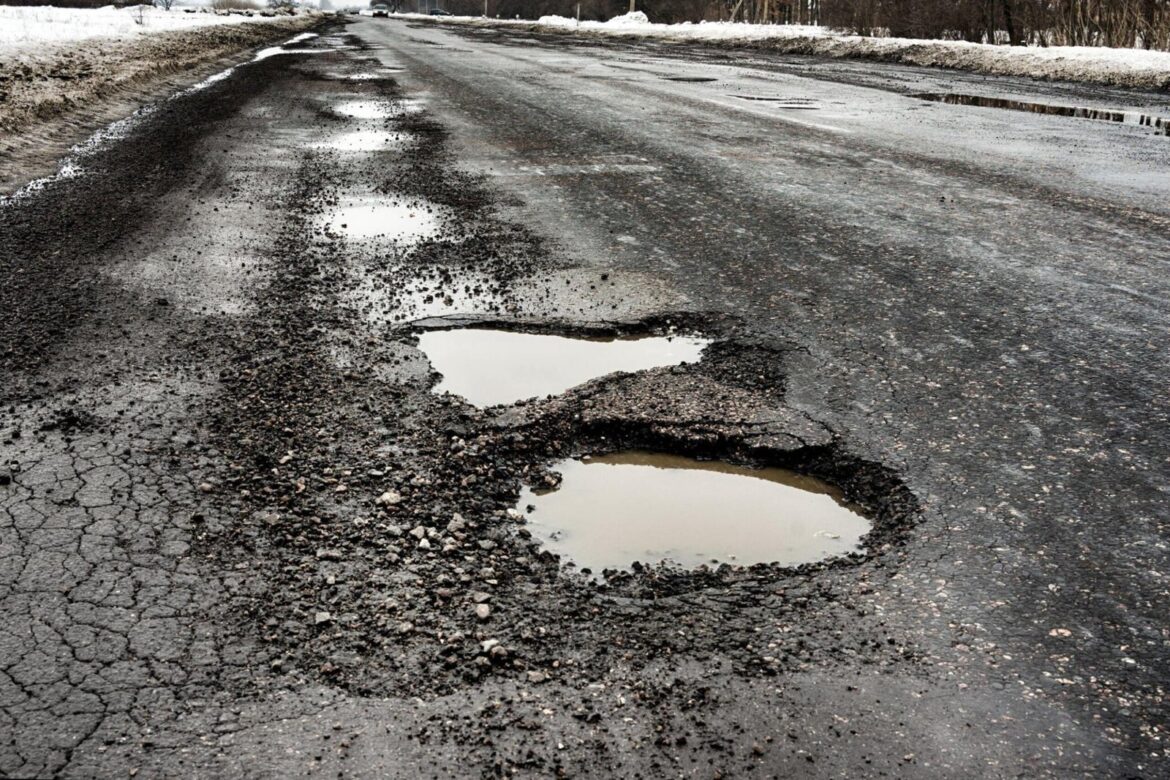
(1, 17, 1168, 778)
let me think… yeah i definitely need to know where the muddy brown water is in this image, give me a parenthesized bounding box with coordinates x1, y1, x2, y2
(914, 92, 1170, 135)
(517, 452, 870, 572)
(417, 328, 709, 407)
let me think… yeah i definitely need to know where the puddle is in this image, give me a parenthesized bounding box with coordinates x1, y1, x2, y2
(342, 68, 405, 80)
(665, 76, 717, 83)
(734, 96, 819, 108)
(418, 329, 709, 407)
(914, 93, 1170, 135)
(333, 100, 395, 119)
(518, 452, 870, 572)
(311, 130, 412, 152)
(322, 196, 444, 244)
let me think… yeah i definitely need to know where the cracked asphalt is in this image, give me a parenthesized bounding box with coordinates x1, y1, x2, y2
(1, 17, 1167, 779)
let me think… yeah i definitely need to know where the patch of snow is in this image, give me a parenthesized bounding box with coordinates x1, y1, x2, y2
(602, 11, 648, 26)
(181, 65, 237, 95)
(0, 6, 310, 51)
(0, 17, 319, 204)
(284, 31, 319, 45)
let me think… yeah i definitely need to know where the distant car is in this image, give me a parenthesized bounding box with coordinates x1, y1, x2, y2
(371, 4, 389, 16)
(428, 8, 452, 15)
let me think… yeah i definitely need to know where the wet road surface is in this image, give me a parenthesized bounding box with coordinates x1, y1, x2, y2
(1, 18, 1168, 778)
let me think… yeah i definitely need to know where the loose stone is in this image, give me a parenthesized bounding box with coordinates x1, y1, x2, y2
(377, 490, 402, 506)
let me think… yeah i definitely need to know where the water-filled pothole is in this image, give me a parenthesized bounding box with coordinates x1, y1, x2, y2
(914, 92, 1170, 135)
(734, 96, 819, 108)
(333, 100, 395, 119)
(312, 130, 412, 152)
(332, 99, 423, 119)
(322, 196, 444, 244)
(418, 328, 709, 407)
(518, 452, 870, 572)
(343, 68, 406, 80)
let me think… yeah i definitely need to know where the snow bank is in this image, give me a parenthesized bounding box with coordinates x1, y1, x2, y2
(0, 11, 318, 193)
(0, 6, 301, 51)
(602, 11, 648, 26)
(403, 12, 1170, 90)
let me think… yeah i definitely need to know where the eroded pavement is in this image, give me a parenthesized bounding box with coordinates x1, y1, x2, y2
(1, 19, 1167, 779)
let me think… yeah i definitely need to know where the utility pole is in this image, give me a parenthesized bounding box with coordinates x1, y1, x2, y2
(628, 0, 635, 14)
(483, 0, 487, 16)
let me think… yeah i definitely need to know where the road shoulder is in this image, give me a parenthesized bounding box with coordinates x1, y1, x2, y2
(0, 15, 322, 195)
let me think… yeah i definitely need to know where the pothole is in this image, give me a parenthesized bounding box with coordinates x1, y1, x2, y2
(333, 100, 396, 119)
(417, 328, 709, 407)
(322, 196, 445, 244)
(733, 96, 819, 108)
(342, 68, 405, 80)
(913, 92, 1170, 135)
(331, 99, 423, 119)
(311, 129, 413, 152)
(518, 452, 870, 573)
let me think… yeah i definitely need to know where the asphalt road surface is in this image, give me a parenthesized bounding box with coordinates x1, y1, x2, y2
(1, 17, 1168, 778)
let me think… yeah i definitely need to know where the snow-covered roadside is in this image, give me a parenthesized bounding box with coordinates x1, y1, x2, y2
(0, 5, 302, 53)
(400, 11, 1170, 91)
(0, 11, 320, 193)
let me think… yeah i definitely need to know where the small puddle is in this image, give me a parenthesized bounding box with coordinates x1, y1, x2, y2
(331, 99, 422, 120)
(418, 328, 709, 407)
(665, 76, 717, 83)
(518, 452, 870, 572)
(333, 100, 395, 119)
(914, 93, 1170, 135)
(312, 129, 412, 152)
(323, 196, 443, 244)
(733, 96, 819, 108)
(343, 68, 405, 80)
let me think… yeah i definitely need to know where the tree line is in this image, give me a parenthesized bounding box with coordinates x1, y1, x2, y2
(447, 0, 1168, 49)
(816, 0, 1169, 48)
